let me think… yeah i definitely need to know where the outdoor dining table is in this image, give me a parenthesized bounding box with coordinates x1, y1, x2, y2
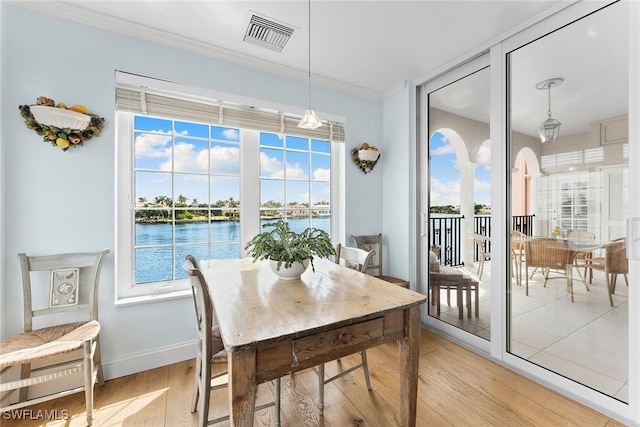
(522, 236, 606, 300)
(200, 257, 427, 426)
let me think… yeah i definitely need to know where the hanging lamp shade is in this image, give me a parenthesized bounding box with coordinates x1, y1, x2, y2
(298, 109, 322, 129)
(535, 77, 563, 143)
(538, 116, 562, 144)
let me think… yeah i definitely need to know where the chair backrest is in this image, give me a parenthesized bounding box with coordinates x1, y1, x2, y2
(335, 243, 375, 273)
(182, 259, 214, 363)
(471, 233, 491, 257)
(350, 233, 383, 275)
(523, 238, 570, 270)
(511, 230, 526, 251)
(605, 239, 628, 275)
(18, 249, 110, 332)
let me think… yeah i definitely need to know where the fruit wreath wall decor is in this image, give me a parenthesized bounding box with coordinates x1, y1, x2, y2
(18, 97, 105, 151)
(351, 142, 380, 174)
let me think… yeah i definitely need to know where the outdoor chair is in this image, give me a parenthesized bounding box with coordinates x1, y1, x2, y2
(350, 233, 409, 288)
(470, 232, 491, 280)
(0, 249, 110, 426)
(582, 239, 628, 307)
(511, 230, 527, 286)
(183, 256, 281, 426)
(523, 237, 587, 302)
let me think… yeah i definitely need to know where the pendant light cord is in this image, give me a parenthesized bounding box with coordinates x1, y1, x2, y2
(307, 0, 312, 108)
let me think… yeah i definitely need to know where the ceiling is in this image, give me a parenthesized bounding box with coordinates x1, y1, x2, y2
(10, 1, 628, 138)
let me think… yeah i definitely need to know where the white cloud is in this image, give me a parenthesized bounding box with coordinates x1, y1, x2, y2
(134, 132, 171, 158)
(313, 168, 330, 181)
(431, 142, 455, 156)
(474, 178, 491, 191)
(157, 143, 239, 176)
(430, 177, 461, 206)
(260, 151, 283, 178)
(222, 128, 239, 140)
(285, 162, 306, 179)
(210, 146, 240, 174)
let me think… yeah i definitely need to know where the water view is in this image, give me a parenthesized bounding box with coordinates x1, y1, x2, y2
(135, 217, 330, 284)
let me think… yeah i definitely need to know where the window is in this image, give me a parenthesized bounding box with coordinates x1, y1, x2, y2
(132, 116, 241, 286)
(259, 133, 332, 234)
(115, 73, 344, 302)
(559, 180, 588, 231)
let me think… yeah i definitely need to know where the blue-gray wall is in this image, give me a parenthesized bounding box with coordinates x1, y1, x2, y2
(0, 5, 405, 378)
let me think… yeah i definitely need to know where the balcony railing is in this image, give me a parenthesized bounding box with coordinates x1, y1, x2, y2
(429, 214, 535, 266)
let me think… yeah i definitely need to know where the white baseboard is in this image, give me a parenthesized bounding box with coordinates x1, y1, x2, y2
(102, 340, 197, 380)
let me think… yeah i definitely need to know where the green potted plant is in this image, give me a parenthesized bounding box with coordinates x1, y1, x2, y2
(245, 219, 336, 280)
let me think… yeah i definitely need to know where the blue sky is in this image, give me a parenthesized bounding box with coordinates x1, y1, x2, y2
(430, 131, 491, 207)
(133, 116, 330, 207)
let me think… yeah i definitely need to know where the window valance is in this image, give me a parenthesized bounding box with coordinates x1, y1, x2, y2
(115, 80, 344, 142)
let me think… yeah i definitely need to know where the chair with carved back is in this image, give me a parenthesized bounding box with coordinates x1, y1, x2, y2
(183, 256, 281, 426)
(0, 249, 110, 426)
(350, 233, 409, 288)
(314, 243, 375, 414)
(583, 239, 628, 307)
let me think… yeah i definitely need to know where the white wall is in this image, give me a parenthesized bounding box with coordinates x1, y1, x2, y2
(0, 5, 383, 379)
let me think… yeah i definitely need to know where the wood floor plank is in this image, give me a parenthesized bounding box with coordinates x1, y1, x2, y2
(165, 360, 198, 427)
(0, 328, 626, 427)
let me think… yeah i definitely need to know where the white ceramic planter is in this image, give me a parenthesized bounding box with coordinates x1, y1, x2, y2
(269, 259, 309, 280)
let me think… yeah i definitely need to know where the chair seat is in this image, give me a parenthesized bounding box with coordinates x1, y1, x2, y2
(211, 326, 228, 363)
(0, 320, 100, 368)
(377, 275, 409, 288)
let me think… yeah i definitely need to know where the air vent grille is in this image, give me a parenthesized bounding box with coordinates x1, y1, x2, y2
(243, 14, 294, 52)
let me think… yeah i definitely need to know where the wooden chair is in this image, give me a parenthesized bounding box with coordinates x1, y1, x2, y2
(582, 239, 628, 307)
(470, 232, 491, 280)
(523, 238, 579, 301)
(0, 249, 110, 426)
(429, 265, 479, 319)
(183, 256, 281, 426)
(350, 233, 409, 288)
(314, 243, 375, 414)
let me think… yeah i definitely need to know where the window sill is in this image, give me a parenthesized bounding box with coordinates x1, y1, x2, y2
(115, 288, 191, 307)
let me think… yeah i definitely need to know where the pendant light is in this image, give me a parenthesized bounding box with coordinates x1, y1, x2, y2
(535, 77, 564, 143)
(298, 0, 322, 129)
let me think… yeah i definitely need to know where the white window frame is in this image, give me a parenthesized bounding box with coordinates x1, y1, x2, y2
(115, 81, 344, 304)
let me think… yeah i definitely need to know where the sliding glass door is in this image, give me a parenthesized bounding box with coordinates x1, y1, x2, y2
(507, 0, 629, 403)
(419, 55, 491, 348)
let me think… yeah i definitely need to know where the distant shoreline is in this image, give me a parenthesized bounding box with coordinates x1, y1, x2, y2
(136, 215, 329, 225)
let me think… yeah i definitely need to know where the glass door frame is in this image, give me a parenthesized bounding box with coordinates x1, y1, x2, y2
(418, 53, 491, 354)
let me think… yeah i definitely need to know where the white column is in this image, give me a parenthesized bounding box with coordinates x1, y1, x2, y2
(459, 161, 478, 267)
(527, 172, 542, 236)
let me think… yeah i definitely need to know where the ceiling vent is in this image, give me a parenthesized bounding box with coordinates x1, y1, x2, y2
(243, 14, 294, 52)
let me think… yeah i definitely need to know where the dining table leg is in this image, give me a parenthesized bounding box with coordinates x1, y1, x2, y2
(398, 305, 421, 427)
(228, 348, 258, 427)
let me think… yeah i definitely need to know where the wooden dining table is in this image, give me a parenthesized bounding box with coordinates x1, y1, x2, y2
(200, 257, 427, 426)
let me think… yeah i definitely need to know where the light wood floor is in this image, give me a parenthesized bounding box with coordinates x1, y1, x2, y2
(2, 328, 625, 426)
